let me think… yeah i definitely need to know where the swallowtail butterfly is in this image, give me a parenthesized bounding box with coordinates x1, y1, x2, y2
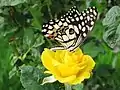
(42, 6, 98, 51)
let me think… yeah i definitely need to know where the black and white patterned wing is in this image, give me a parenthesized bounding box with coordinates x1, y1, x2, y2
(42, 6, 98, 51)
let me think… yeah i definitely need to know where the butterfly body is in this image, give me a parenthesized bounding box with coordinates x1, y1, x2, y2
(42, 6, 98, 51)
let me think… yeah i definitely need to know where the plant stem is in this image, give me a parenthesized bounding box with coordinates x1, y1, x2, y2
(64, 83, 72, 90)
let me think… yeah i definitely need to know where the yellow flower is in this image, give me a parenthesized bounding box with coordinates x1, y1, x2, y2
(41, 48, 95, 85)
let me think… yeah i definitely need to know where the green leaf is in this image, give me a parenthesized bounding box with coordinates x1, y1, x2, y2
(29, 5, 42, 29)
(20, 66, 44, 90)
(72, 83, 84, 90)
(114, 53, 120, 68)
(0, 0, 27, 7)
(116, 24, 120, 42)
(33, 35, 45, 47)
(102, 6, 120, 26)
(0, 36, 12, 90)
(23, 27, 34, 48)
(95, 44, 114, 67)
(20, 66, 59, 90)
(0, 16, 4, 24)
(91, 21, 105, 39)
(103, 24, 120, 49)
(102, 6, 120, 49)
(82, 40, 104, 57)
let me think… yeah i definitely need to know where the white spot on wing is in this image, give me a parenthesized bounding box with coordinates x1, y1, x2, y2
(80, 16, 83, 20)
(43, 25, 45, 27)
(71, 18, 75, 22)
(69, 25, 73, 29)
(42, 29, 47, 32)
(55, 37, 63, 42)
(66, 40, 74, 47)
(90, 9, 93, 12)
(73, 9, 75, 11)
(49, 21, 54, 24)
(83, 33, 86, 37)
(45, 24, 48, 27)
(62, 35, 69, 41)
(81, 22, 85, 26)
(87, 11, 89, 13)
(45, 34, 50, 37)
(78, 24, 81, 30)
(87, 16, 90, 21)
(76, 17, 79, 21)
(89, 27, 93, 31)
(54, 24, 60, 29)
(63, 22, 68, 26)
(82, 27, 86, 32)
(86, 25, 90, 30)
(48, 30, 53, 34)
(90, 14, 94, 17)
(58, 21, 62, 26)
(48, 25, 53, 29)
(55, 19, 59, 22)
(66, 18, 70, 23)
(74, 14, 77, 17)
(58, 35, 62, 39)
(83, 13, 86, 16)
(69, 33, 76, 39)
(93, 10, 97, 16)
(74, 25, 79, 34)
(61, 18, 65, 21)
(91, 21, 94, 25)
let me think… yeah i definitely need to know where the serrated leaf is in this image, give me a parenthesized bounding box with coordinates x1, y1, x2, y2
(20, 66, 60, 90)
(116, 24, 120, 42)
(0, 0, 27, 7)
(103, 24, 120, 49)
(20, 66, 44, 90)
(20, 66, 58, 90)
(102, 6, 120, 26)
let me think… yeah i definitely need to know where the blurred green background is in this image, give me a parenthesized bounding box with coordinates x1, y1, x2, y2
(0, 0, 120, 90)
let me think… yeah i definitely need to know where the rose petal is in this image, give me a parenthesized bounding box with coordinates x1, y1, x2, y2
(41, 48, 60, 76)
(56, 75, 76, 83)
(57, 64, 80, 77)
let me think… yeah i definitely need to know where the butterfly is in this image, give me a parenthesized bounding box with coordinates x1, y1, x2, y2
(42, 6, 98, 51)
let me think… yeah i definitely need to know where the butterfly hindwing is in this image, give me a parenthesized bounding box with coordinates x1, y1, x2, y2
(42, 6, 98, 51)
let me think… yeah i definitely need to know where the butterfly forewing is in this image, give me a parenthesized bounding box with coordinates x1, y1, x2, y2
(42, 6, 98, 51)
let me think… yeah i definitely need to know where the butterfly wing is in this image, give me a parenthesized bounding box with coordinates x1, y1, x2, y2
(42, 6, 98, 51)
(61, 6, 98, 51)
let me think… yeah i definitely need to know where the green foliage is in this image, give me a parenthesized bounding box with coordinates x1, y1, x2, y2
(0, 0, 27, 7)
(72, 83, 83, 90)
(0, 0, 120, 90)
(20, 66, 64, 90)
(103, 6, 120, 50)
(20, 66, 44, 90)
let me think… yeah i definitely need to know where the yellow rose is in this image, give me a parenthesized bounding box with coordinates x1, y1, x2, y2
(41, 48, 95, 85)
